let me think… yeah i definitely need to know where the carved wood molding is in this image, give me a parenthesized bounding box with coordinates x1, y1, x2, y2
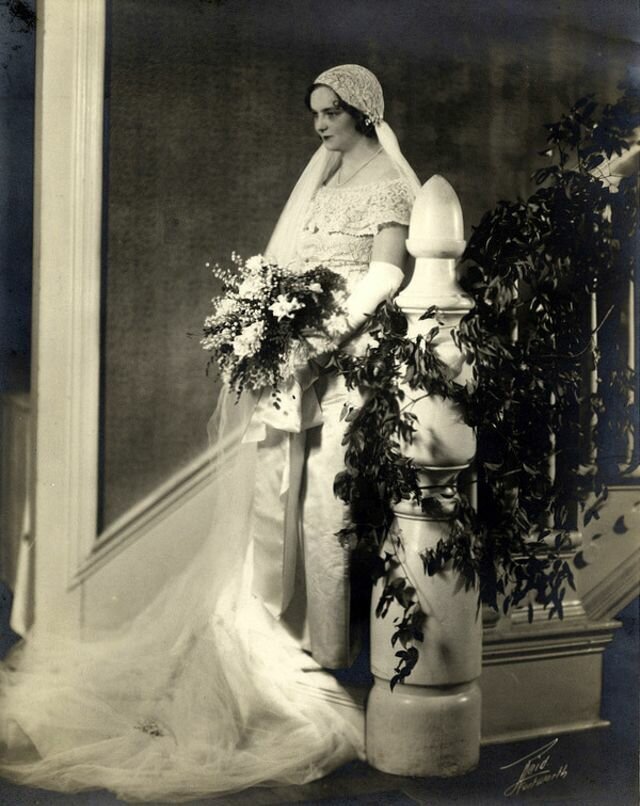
(66, 0, 105, 569)
(73, 446, 219, 585)
(582, 545, 640, 621)
(31, 0, 106, 629)
(482, 619, 619, 665)
(0, 394, 31, 588)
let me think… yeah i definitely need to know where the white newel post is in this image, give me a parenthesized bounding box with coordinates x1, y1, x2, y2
(366, 176, 482, 776)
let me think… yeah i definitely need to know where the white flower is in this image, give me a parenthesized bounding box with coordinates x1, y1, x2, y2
(232, 321, 264, 358)
(200, 335, 217, 351)
(269, 294, 304, 321)
(308, 282, 323, 294)
(331, 289, 348, 306)
(325, 312, 349, 338)
(212, 297, 238, 318)
(237, 274, 267, 299)
(245, 254, 266, 271)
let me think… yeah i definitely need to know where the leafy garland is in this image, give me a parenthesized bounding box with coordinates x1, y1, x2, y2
(333, 85, 639, 688)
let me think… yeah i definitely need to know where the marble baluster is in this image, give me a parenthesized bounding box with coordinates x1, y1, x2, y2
(366, 175, 482, 777)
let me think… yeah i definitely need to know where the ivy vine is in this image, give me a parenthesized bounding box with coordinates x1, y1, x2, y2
(333, 85, 639, 688)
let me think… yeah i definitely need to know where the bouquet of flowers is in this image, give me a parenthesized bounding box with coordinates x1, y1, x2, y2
(201, 253, 347, 396)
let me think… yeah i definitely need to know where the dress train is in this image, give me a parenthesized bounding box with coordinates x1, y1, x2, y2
(0, 425, 363, 802)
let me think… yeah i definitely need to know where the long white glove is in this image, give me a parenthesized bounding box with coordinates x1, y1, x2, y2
(305, 260, 405, 360)
(307, 260, 405, 362)
(342, 260, 405, 332)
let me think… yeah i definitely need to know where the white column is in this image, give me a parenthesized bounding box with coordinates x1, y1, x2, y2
(366, 176, 482, 776)
(31, 0, 106, 634)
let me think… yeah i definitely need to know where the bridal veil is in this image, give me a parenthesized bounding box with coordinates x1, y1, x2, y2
(0, 64, 419, 801)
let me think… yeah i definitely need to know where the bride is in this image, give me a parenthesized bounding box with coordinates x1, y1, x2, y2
(0, 64, 421, 802)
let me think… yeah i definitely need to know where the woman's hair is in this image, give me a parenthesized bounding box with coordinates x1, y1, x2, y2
(304, 83, 377, 139)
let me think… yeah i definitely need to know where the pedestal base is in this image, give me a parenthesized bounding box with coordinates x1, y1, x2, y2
(366, 676, 481, 777)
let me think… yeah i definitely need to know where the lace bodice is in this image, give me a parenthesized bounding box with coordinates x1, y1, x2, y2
(296, 177, 413, 288)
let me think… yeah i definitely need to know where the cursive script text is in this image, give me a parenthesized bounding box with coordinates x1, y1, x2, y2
(501, 738, 569, 796)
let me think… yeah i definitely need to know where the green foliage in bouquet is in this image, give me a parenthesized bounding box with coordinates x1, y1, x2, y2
(334, 85, 639, 687)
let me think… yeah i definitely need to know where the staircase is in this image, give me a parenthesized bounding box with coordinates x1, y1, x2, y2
(2, 397, 637, 744)
(2, 0, 638, 748)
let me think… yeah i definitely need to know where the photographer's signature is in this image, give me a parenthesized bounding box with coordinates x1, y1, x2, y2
(501, 738, 568, 796)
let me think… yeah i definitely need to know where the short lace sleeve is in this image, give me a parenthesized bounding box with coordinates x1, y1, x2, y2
(305, 178, 413, 239)
(364, 178, 413, 234)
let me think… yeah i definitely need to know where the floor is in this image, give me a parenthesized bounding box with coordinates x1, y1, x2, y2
(0, 586, 637, 806)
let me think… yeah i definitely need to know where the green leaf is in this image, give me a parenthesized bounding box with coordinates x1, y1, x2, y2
(331, 88, 638, 688)
(613, 516, 628, 534)
(573, 551, 588, 570)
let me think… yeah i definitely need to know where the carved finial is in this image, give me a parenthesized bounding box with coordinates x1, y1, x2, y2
(407, 175, 466, 259)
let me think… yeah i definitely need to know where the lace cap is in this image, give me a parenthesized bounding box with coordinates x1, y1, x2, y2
(313, 64, 384, 125)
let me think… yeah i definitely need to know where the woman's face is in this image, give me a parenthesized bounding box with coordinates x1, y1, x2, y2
(309, 86, 360, 153)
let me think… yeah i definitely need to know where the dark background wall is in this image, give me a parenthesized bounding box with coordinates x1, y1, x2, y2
(0, 0, 35, 394)
(100, 0, 638, 527)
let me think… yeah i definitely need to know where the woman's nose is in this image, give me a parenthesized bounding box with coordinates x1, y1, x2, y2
(315, 115, 327, 132)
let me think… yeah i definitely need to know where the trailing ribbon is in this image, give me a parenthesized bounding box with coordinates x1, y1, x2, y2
(243, 383, 324, 617)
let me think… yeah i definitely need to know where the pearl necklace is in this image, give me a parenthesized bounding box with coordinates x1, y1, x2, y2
(336, 147, 383, 186)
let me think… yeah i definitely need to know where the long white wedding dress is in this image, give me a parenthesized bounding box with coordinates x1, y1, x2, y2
(0, 172, 414, 802)
(0, 421, 363, 802)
